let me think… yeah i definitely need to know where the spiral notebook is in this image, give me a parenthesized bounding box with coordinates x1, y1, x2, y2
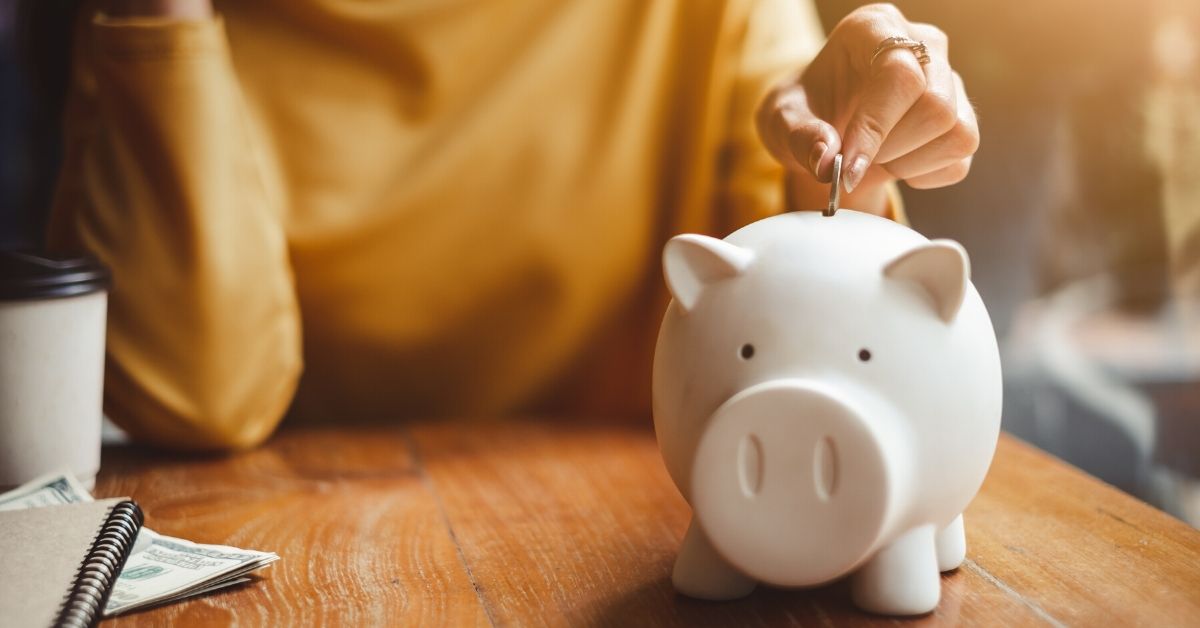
(0, 497, 143, 628)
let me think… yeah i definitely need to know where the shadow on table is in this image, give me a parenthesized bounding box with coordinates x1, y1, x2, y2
(580, 574, 933, 628)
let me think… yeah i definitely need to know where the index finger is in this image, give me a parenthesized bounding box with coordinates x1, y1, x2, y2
(839, 47, 927, 193)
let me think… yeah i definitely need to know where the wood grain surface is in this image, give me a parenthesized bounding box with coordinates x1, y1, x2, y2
(95, 420, 1200, 627)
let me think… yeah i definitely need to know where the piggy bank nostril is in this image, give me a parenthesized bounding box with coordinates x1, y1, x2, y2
(737, 434, 764, 498)
(813, 436, 838, 502)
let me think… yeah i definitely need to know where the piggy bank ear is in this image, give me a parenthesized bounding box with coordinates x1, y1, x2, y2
(663, 234, 754, 312)
(883, 239, 971, 323)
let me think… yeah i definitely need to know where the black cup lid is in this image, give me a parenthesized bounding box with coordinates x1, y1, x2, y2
(0, 251, 110, 300)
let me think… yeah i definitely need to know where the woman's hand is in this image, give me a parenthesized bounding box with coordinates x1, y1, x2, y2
(757, 3, 978, 209)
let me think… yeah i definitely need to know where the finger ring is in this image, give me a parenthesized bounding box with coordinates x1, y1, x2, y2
(870, 36, 931, 67)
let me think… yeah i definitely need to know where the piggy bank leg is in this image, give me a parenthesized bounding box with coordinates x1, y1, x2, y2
(672, 517, 757, 600)
(850, 525, 939, 615)
(936, 514, 966, 572)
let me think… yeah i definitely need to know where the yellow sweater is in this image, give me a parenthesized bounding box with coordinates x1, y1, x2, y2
(49, 0, 831, 449)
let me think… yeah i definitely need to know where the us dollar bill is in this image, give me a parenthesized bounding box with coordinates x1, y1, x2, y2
(0, 471, 94, 510)
(105, 529, 279, 614)
(0, 472, 279, 616)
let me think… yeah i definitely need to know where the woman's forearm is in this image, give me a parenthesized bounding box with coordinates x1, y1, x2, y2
(103, 0, 212, 20)
(48, 12, 301, 451)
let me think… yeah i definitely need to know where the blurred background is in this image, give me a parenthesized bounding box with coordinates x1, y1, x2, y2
(2, 1, 1198, 524)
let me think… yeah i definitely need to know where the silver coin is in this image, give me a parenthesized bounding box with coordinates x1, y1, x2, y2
(825, 153, 842, 217)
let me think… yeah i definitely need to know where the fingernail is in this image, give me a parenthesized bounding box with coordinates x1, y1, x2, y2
(844, 154, 869, 193)
(808, 141, 828, 177)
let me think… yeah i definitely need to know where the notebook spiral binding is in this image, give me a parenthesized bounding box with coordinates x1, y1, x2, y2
(53, 501, 144, 628)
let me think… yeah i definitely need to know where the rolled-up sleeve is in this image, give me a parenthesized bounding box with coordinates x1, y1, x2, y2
(47, 14, 302, 450)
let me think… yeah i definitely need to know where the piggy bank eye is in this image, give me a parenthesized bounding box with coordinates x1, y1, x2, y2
(858, 348, 872, 362)
(740, 343, 755, 360)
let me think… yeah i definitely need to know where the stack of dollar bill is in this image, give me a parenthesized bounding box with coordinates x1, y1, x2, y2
(0, 472, 279, 616)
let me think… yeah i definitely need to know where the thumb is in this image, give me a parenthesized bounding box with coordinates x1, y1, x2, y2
(756, 84, 841, 181)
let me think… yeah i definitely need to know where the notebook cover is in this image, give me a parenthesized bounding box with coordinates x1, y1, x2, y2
(0, 498, 141, 627)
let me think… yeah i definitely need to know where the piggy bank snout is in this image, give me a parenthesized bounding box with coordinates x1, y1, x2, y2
(690, 380, 903, 587)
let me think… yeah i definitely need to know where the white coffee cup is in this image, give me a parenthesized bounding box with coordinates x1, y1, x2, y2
(0, 252, 109, 491)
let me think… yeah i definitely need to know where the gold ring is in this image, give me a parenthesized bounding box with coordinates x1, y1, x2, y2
(870, 36, 931, 66)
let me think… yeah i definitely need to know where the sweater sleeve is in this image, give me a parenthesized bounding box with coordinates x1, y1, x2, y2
(47, 14, 301, 450)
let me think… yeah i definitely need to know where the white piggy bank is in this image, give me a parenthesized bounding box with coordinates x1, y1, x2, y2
(652, 209, 1002, 616)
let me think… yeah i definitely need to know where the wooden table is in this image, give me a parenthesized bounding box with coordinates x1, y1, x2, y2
(96, 420, 1200, 626)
